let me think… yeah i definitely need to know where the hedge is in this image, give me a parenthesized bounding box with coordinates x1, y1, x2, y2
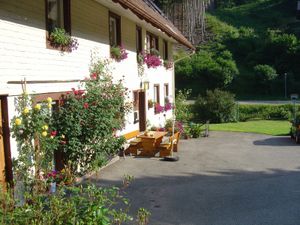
(237, 104, 298, 121)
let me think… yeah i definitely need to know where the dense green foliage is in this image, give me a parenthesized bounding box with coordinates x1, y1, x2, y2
(175, 89, 193, 122)
(210, 120, 291, 135)
(176, 43, 239, 95)
(176, 0, 300, 99)
(237, 104, 297, 121)
(0, 184, 135, 225)
(53, 59, 131, 175)
(194, 89, 237, 123)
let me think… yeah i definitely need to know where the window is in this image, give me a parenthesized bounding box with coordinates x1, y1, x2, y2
(146, 32, 159, 51)
(109, 12, 121, 47)
(46, 0, 71, 34)
(154, 84, 160, 104)
(133, 90, 139, 123)
(136, 26, 143, 53)
(163, 40, 169, 60)
(133, 90, 139, 111)
(164, 83, 169, 99)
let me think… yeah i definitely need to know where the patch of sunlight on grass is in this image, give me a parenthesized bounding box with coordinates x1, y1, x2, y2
(210, 120, 291, 136)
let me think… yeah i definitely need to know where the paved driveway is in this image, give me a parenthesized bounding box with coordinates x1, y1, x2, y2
(89, 132, 300, 225)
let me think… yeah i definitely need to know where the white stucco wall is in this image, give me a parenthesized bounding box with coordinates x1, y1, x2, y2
(0, 0, 176, 158)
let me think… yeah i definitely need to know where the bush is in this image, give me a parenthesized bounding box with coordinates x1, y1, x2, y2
(194, 89, 236, 123)
(0, 184, 139, 225)
(254, 64, 277, 82)
(53, 59, 131, 176)
(175, 89, 193, 122)
(189, 123, 203, 138)
(238, 104, 293, 121)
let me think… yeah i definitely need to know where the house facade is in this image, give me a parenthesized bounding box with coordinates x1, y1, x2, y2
(0, 0, 194, 184)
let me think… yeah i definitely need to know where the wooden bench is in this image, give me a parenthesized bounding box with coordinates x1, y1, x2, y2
(158, 132, 180, 157)
(123, 130, 142, 156)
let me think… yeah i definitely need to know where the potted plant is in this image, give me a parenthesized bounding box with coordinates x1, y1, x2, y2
(110, 45, 128, 62)
(148, 99, 154, 108)
(49, 28, 79, 52)
(164, 60, 173, 70)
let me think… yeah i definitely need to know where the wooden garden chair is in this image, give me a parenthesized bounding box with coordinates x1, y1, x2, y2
(158, 132, 180, 157)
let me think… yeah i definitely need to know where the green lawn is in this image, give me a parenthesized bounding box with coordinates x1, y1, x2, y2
(209, 120, 291, 136)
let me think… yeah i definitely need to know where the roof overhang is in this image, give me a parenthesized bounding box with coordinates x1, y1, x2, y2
(108, 0, 195, 50)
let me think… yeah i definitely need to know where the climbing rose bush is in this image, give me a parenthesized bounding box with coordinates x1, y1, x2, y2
(53, 59, 131, 175)
(11, 92, 59, 192)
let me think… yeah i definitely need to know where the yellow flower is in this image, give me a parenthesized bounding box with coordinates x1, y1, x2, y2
(47, 103, 52, 109)
(47, 97, 52, 103)
(15, 118, 22, 126)
(61, 134, 65, 139)
(34, 104, 41, 111)
(23, 107, 30, 115)
(42, 131, 48, 137)
(42, 125, 48, 130)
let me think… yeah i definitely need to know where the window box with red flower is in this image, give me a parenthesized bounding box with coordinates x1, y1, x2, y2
(139, 48, 162, 69)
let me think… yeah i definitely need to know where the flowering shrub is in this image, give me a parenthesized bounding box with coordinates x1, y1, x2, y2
(11, 92, 59, 191)
(49, 28, 79, 52)
(165, 119, 184, 134)
(110, 45, 128, 62)
(53, 59, 131, 175)
(155, 103, 164, 114)
(164, 60, 174, 70)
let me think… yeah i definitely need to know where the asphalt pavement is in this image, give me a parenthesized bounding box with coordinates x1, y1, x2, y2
(88, 132, 300, 225)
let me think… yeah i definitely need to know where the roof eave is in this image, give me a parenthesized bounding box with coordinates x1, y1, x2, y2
(112, 0, 195, 50)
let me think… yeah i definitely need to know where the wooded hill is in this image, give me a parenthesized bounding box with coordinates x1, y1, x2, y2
(155, 0, 300, 100)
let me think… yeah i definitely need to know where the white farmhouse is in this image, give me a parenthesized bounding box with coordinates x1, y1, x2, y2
(0, 0, 194, 184)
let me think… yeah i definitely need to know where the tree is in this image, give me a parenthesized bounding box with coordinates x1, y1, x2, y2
(175, 45, 239, 95)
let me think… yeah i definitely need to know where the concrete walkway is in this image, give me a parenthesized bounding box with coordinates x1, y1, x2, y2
(88, 132, 300, 225)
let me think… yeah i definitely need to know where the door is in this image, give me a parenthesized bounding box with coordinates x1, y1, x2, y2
(138, 91, 146, 131)
(0, 99, 6, 189)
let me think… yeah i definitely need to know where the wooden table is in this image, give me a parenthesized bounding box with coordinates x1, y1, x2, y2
(138, 131, 168, 157)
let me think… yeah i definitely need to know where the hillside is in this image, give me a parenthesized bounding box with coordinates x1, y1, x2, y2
(175, 0, 300, 100)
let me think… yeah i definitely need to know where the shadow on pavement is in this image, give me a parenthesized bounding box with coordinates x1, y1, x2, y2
(85, 168, 300, 225)
(253, 136, 298, 146)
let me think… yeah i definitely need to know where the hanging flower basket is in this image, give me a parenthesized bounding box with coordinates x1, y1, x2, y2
(148, 99, 154, 108)
(110, 45, 128, 62)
